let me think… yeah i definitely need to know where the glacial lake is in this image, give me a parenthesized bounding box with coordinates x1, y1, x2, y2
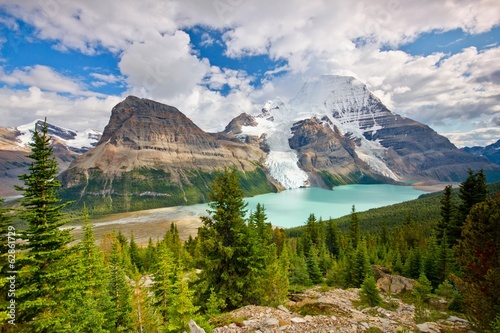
(80, 184, 429, 243)
(243, 185, 427, 228)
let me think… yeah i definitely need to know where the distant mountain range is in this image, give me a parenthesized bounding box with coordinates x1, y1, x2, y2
(461, 139, 500, 165)
(1, 75, 498, 213)
(0, 120, 101, 196)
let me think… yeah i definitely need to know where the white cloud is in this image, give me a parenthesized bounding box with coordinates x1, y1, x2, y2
(0, 86, 121, 130)
(0, 65, 99, 96)
(0, 0, 499, 146)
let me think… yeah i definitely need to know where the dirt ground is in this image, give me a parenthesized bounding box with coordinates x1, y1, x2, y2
(68, 205, 207, 246)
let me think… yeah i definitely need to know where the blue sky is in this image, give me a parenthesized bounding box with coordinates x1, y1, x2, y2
(0, 0, 499, 147)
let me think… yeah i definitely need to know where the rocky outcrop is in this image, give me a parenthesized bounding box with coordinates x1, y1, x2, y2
(289, 117, 394, 187)
(210, 287, 472, 333)
(372, 265, 416, 294)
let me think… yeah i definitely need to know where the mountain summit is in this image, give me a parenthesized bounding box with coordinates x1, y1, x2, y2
(229, 75, 496, 188)
(59, 96, 276, 212)
(56, 76, 498, 213)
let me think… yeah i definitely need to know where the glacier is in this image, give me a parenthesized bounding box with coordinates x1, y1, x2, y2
(240, 75, 400, 189)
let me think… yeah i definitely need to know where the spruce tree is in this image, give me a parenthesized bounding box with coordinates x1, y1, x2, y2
(15, 119, 74, 326)
(360, 275, 382, 307)
(38, 208, 113, 332)
(452, 169, 488, 246)
(129, 232, 143, 272)
(349, 205, 360, 248)
(437, 185, 454, 242)
(167, 261, 199, 333)
(455, 195, 500, 332)
(150, 243, 175, 326)
(349, 239, 371, 288)
(197, 168, 255, 310)
(325, 219, 340, 258)
(108, 240, 135, 331)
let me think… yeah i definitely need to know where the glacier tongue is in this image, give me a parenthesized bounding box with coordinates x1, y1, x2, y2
(246, 98, 309, 189)
(265, 151, 309, 189)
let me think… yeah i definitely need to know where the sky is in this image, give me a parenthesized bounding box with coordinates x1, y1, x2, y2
(0, 0, 499, 148)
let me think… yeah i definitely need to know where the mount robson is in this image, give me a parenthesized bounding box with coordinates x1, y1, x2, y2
(56, 75, 498, 214)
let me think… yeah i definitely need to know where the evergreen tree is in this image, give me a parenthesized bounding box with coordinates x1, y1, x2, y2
(129, 232, 143, 272)
(250, 203, 273, 245)
(150, 243, 175, 326)
(455, 194, 500, 332)
(306, 246, 323, 285)
(452, 169, 488, 246)
(14, 120, 74, 327)
(38, 207, 114, 332)
(350, 239, 371, 288)
(290, 252, 311, 286)
(349, 205, 360, 248)
(325, 219, 340, 258)
(108, 241, 135, 331)
(197, 168, 255, 310)
(255, 245, 289, 306)
(359, 275, 382, 307)
(436, 185, 454, 242)
(167, 262, 199, 333)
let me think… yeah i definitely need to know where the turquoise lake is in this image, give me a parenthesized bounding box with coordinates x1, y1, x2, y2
(242, 185, 427, 228)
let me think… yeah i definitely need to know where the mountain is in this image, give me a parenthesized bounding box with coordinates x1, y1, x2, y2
(8, 75, 496, 213)
(462, 139, 500, 165)
(59, 96, 278, 213)
(0, 120, 101, 196)
(229, 75, 497, 188)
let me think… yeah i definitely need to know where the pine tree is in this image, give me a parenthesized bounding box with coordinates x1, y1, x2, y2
(14, 120, 74, 327)
(167, 261, 199, 333)
(455, 194, 500, 332)
(290, 252, 312, 286)
(452, 169, 488, 246)
(349, 205, 360, 248)
(349, 239, 371, 288)
(129, 232, 143, 272)
(359, 275, 382, 307)
(325, 219, 340, 258)
(197, 168, 256, 310)
(436, 185, 454, 242)
(108, 240, 135, 331)
(38, 208, 113, 332)
(306, 246, 323, 284)
(150, 243, 175, 326)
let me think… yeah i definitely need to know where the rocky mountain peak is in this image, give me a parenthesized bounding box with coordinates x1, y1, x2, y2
(98, 95, 218, 150)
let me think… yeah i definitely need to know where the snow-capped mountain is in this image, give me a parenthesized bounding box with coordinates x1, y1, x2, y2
(462, 139, 500, 165)
(16, 119, 101, 153)
(0, 120, 101, 196)
(227, 75, 497, 188)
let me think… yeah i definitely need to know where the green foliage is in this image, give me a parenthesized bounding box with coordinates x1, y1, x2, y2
(412, 272, 433, 303)
(197, 168, 258, 310)
(60, 167, 276, 216)
(455, 194, 500, 332)
(360, 275, 382, 307)
(14, 120, 75, 327)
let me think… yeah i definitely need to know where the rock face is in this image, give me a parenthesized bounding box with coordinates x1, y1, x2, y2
(59, 96, 277, 213)
(234, 75, 498, 188)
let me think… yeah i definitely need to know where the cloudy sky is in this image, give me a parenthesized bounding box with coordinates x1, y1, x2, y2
(0, 0, 499, 147)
